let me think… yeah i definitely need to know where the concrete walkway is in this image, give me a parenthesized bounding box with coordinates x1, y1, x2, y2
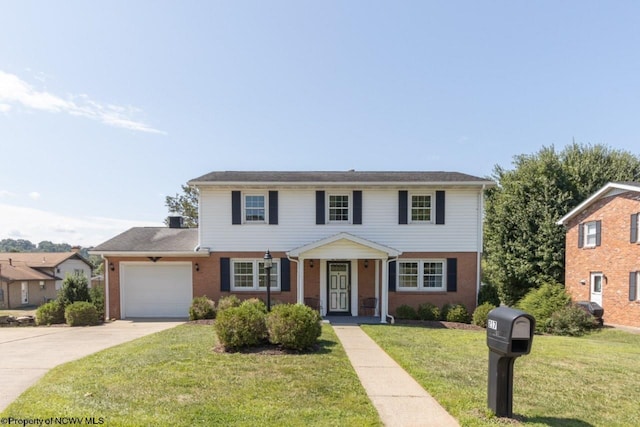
(333, 325, 460, 427)
(0, 319, 183, 412)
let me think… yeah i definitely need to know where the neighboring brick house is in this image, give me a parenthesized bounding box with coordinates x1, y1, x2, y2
(0, 250, 92, 309)
(92, 171, 494, 320)
(557, 182, 640, 328)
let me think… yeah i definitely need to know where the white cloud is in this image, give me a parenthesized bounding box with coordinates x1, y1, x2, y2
(0, 70, 165, 135)
(28, 191, 41, 200)
(0, 203, 163, 247)
(0, 190, 16, 198)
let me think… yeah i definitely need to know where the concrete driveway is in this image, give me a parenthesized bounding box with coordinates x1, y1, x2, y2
(0, 319, 183, 412)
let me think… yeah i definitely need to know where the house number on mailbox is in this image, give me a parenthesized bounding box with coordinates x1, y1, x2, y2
(487, 319, 498, 330)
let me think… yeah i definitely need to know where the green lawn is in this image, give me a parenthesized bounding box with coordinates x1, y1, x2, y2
(362, 324, 640, 427)
(2, 324, 380, 426)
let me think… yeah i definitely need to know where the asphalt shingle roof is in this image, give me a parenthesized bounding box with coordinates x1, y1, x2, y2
(91, 227, 199, 253)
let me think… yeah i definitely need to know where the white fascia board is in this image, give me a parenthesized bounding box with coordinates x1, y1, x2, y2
(557, 182, 640, 225)
(87, 251, 210, 258)
(288, 232, 402, 258)
(189, 180, 495, 188)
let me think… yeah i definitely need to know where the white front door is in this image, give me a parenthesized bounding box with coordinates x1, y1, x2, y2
(21, 282, 29, 304)
(328, 262, 350, 313)
(590, 273, 603, 306)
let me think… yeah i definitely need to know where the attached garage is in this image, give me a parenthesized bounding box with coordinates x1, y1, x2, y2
(120, 262, 193, 318)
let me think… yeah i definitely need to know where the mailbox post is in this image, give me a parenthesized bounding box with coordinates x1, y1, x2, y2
(486, 306, 535, 418)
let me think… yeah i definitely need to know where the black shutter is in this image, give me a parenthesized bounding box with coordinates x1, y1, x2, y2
(578, 223, 584, 248)
(280, 258, 290, 292)
(631, 214, 638, 243)
(269, 191, 278, 225)
(436, 191, 446, 225)
(231, 191, 242, 225)
(595, 220, 602, 247)
(388, 260, 396, 291)
(316, 191, 325, 224)
(220, 258, 230, 292)
(446, 258, 457, 292)
(630, 272, 637, 301)
(353, 190, 362, 225)
(398, 191, 408, 224)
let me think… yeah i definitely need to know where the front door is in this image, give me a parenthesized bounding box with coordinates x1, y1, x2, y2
(21, 282, 29, 304)
(328, 262, 350, 314)
(590, 273, 603, 306)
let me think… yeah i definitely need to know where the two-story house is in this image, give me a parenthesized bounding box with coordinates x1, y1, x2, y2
(557, 182, 640, 328)
(92, 171, 494, 320)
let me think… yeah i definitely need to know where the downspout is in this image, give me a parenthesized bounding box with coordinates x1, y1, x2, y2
(476, 185, 486, 304)
(286, 255, 303, 305)
(382, 256, 398, 324)
(102, 256, 110, 321)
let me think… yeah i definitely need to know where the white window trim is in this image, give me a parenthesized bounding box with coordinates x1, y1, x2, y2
(397, 259, 447, 292)
(231, 259, 280, 291)
(243, 193, 268, 224)
(409, 192, 435, 224)
(584, 221, 597, 248)
(327, 193, 351, 224)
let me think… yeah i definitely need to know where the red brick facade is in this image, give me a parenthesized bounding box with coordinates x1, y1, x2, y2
(563, 192, 640, 328)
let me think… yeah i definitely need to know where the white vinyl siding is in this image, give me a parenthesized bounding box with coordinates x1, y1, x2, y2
(199, 187, 482, 252)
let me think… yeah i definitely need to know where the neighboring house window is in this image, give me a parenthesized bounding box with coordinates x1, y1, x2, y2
(231, 259, 279, 291)
(579, 220, 601, 248)
(411, 194, 433, 223)
(630, 271, 639, 301)
(328, 194, 350, 222)
(631, 213, 639, 243)
(244, 194, 266, 222)
(397, 260, 446, 291)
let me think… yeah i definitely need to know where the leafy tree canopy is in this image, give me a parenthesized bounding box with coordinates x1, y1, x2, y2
(165, 184, 198, 228)
(484, 143, 640, 305)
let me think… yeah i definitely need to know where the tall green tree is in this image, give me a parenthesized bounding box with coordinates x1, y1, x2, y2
(164, 184, 199, 227)
(484, 143, 640, 305)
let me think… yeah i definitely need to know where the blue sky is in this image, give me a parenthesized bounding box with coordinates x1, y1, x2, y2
(1, 1, 639, 247)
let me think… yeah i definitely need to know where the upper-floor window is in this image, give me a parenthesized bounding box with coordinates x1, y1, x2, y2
(631, 213, 639, 244)
(411, 194, 433, 223)
(231, 259, 279, 291)
(328, 194, 350, 222)
(244, 194, 265, 222)
(579, 220, 601, 248)
(397, 259, 446, 292)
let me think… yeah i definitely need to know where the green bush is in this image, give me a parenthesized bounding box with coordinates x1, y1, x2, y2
(472, 302, 496, 328)
(445, 304, 471, 323)
(546, 305, 597, 336)
(64, 301, 100, 327)
(395, 304, 418, 320)
(266, 304, 322, 351)
(36, 300, 65, 325)
(517, 282, 571, 333)
(440, 304, 452, 321)
(214, 304, 267, 350)
(241, 298, 267, 313)
(59, 272, 91, 308)
(217, 295, 242, 312)
(189, 296, 216, 320)
(416, 303, 440, 321)
(89, 285, 105, 321)
(478, 283, 501, 307)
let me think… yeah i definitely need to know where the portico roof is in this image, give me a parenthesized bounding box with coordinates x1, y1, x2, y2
(287, 232, 401, 258)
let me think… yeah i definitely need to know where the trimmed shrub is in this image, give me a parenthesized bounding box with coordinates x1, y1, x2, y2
(478, 283, 501, 307)
(472, 302, 496, 328)
(440, 304, 452, 321)
(65, 301, 100, 327)
(217, 295, 241, 312)
(59, 272, 91, 308)
(214, 304, 267, 350)
(445, 304, 471, 323)
(546, 305, 597, 336)
(266, 304, 322, 351)
(241, 298, 267, 314)
(416, 303, 440, 321)
(395, 304, 418, 320)
(89, 285, 105, 322)
(36, 300, 65, 325)
(517, 283, 571, 333)
(189, 296, 216, 320)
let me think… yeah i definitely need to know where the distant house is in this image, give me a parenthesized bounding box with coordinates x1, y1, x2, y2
(92, 171, 494, 320)
(0, 250, 93, 309)
(557, 182, 640, 328)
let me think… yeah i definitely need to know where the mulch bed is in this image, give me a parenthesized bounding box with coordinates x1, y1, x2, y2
(394, 319, 485, 331)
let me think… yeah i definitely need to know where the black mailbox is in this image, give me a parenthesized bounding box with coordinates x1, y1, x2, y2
(486, 306, 535, 418)
(487, 306, 534, 356)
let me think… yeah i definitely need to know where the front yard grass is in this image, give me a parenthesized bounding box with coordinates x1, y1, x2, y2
(2, 324, 380, 426)
(362, 324, 640, 427)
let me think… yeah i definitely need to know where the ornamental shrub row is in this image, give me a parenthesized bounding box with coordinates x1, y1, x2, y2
(395, 302, 471, 323)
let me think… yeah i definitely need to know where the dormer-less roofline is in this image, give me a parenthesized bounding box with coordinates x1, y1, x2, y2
(557, 181, 640, 225)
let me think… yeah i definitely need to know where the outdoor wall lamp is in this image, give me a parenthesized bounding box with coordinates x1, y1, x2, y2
(109, 262, 115, 271)
(309, 259, 314, 268)
(579, 279, 586, 285)
(364, 259, 369, 268)
(195, 263, 200, 272)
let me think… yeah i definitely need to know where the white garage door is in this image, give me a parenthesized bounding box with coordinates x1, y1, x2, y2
(121, 263, 192, 318)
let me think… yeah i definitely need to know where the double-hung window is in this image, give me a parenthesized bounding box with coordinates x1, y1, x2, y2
(397, 260, 446, 291)
(328, 194, 350, 222)
(244, 194, 265, 223)
(411, 194, 433, 223)
(581, 221, 600, 248)
(231, 259, 279, 291)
